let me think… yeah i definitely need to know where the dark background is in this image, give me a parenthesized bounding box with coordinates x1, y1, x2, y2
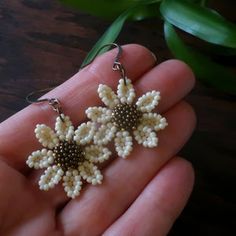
(0, 1, 235, 235)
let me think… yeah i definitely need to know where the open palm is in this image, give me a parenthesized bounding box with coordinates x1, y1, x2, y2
(0, 44, 195, 236)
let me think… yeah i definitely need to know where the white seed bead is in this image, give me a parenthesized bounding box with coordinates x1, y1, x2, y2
(98, 84, 119, 109)
(74, 122, 95, 145)
(62, 170, 82, 198)
(134, 127, 158, 148)
(79, 161, 103, 185)
(114, 131, 133, 158)
(93, 123, 116, 145)
(85, 106, 112, 123)
(159, 117, 168, 130)
(141, 113, 168, 132)
(136, 91, 160, 112)
(26, 149, 54, 169)
(55, 114, 74, 141)
(97, 174, 103, 181)
(84, 145, 111, 163)
(38, 166, 64, 191)
(35, 124, 59, 148)
(117, 78, 135, 105)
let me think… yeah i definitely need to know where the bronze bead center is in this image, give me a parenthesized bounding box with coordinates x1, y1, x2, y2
(53, 141, 85, 172)
(111, 103, 142, 131)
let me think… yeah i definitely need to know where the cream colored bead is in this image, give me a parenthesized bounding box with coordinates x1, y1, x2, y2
(74, 122, 95, 145)
(85, 106, 112, 123)
(63, 170, 82, 198)
(159, 117, 168, 130)
(26, 149, 54, 169)
(134, 126, 158, 148)
(39, 165, 64, 191)
(55, 114, 74, 141)
(91, 169, 103, 185)
(35, 124, 59, 149)
(136, 91, 160, 112)
(93, 123, 116, 145)
(79, 161, 103, 185)
(117, 78, 136, 104)
(141, 113, 168, 131)
(85, 145, 111, 163)
(114, 131, 133, 158)
(98, 84, 119, 108)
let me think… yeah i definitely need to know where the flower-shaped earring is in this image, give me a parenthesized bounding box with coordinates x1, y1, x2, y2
(85, 43, 168, 158)
(25, 96, 111, 198)
(25, 43, 168, 198)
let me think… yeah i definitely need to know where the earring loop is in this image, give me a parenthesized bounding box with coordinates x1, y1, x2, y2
(26, 87, 64, 122)
(81, 43, 127, 85)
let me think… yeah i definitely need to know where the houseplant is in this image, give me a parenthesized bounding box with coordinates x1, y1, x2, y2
(59, 0, 236, 94)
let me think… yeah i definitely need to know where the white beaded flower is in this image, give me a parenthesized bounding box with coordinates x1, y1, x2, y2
(26, 114, 111, 198)
(86, 78, 168, 158)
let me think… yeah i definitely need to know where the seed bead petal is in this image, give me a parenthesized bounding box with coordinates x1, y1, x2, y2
(93, 123, 117, 145)
(98, 84, 119, 109)
(134, 126, 158, 148)
(141, 113, 168, 131)
(79, 161, 103, 185)
(63, 170, 82, 198)
(55, 114, 74, 141)
(26, 149, 54, 169)
(84, 145, 111, 163)
(114, 131, 133, 158)
(38, 165, 64, 191)
(74, 122, 95, 145)
(136, 91, 161, 112)
(35, 124, 59, 149)
(85, 106, 112, 123)
(117, 78, 136, 104)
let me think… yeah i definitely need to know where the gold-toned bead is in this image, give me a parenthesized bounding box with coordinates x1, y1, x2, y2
(52, 141, 85, 172)
(111, 103, 142, 131)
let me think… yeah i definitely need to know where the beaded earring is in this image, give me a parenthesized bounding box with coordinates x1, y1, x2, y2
(85, 43, 168, 158)
(25, 95, 111, 198)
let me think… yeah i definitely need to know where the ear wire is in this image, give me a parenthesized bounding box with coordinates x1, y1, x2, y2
(80, 43, 127, 85)
(26, 88, 64, 122)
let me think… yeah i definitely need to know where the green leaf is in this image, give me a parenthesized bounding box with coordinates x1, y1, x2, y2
(160, 0, 236, 48)
(80, 2, 160, 68)
(59, 0, 161, 20)
(80, 8, 133, 68)
(164, 21, 236, 94)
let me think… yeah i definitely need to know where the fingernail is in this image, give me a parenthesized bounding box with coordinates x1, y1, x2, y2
(151, 52, 157, 62)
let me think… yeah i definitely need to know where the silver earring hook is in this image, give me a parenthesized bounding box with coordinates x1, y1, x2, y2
(81, 43, 127, 85)
(26, 87, 64, 122)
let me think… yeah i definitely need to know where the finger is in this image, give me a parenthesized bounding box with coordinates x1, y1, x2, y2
(58, 101, 196, 235)
(0, 44, 156, 171)
(104, 157, 194, 236)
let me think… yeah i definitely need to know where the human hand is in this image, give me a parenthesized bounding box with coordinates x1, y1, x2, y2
(0, 44, 195, 236)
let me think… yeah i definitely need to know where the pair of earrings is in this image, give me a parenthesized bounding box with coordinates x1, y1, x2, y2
(26, 44, 168, 199)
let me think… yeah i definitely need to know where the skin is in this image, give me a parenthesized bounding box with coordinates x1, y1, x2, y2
(0, 44, 196, 236)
